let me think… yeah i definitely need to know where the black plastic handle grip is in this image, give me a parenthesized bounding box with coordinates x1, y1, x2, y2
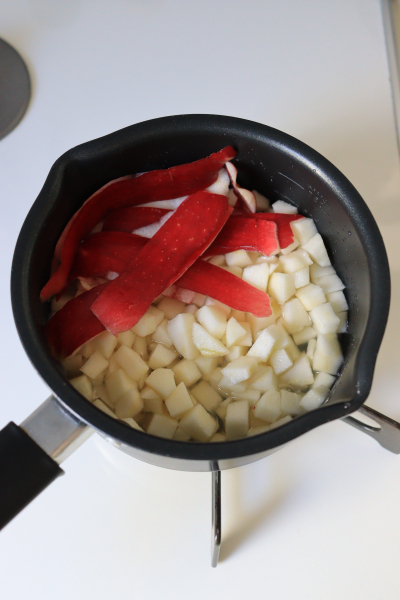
(0, 422, 64, 530)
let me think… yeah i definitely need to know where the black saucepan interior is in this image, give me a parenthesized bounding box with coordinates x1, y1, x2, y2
(10, 115, 390, 470)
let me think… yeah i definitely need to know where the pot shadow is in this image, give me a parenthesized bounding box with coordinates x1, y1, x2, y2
(219, 453, 294, 562)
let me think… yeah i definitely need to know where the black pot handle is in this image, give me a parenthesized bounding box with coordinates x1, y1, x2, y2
(0, 395, 92, 530)
(0, 422, 63, 529)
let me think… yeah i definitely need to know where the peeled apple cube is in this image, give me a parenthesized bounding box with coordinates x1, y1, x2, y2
(92, 330, 118, 359)
(142, 396, 164, 415)
(300, 385, 329, 411)
(309, 264, 335, 282)
(141, 386, 161, 401)
(157, 297, 185, 319)
(122, 417, 144, 431)
(179, 404, 218, 442)
(281, 239, 300, 255)
(326, 291, 348, 313)
(191, 380, 223, 412)
(165, 382, 194, 419)
(268, 272, 296, 304)
(216, 398, 233, 420)
(208, 254, 225, 267)
(272, 200, 298, 214)
(80, 350, 109, 380)
(313, 334, 343, 375)
(310, 303, 340, 334)
(210, 433, 227, 442)
(279, 251, 308, 274)
(115, 387, 144, 418)
(247, 324, 281, 361)
(280, 390, 302, 416)
(117, 330, 135, 348)
(312, 372, 336, 389)
(269, 415, 292, 429)
(337, 312, 348, 333)
(105, 368, 136, 404)
(167, 313, 200, 360)
(226, 317, 247, 347)
(93, 398, 117, 417)
(292, 326, 317, 346)
(218, 377, 247, 394)
(226, 345, 247, 362)
(172, 359, 202, 387)
(183, 304, 197, 314)
(221, 356, 259, 385)
(192, 323, 229, 357)
(315, 274, 345, 294)
(254, 389, 281, 422)
(307, 338, 317, 359)
(148, 344, 178, 370)
(70, 374, 93, 401)
(247, 313, 274, 337)
(147, 414, 179, 439)
(133, 336, 148, 360)
(291, 217, 317, 245)
(146, 368, 176, 399)
(93, 383, 112, 407)
(279, 355, 314, 387)
(221, 265, 243, 278)
(248, 365, 278, 392)
(237, 322, 253, 346)
(270, 348, 293, 375)
(105, 354, 119, 379)
(295, 283, 326, 311)
(147, 305, 165, 327)
(294, 266, 310, 289)
(131, 312, 158, 336)
(195, 356, 220, 380)
(173, 426, 191, 441)
(302, 233, 331, 267)
(225, 249, 253, 267)
(234, 389, 261, 403)
(281, 298, 311, 333)
(115, 345, 149, 381)
(205, 297, 232, 318)
(225, 400, 249, 440)
(196, 305, 227, 340)
(242, 263, 269, 292)
(209, 367, 223, 390)
(152, 319, 173, 348)
(192, 292, 207, 308)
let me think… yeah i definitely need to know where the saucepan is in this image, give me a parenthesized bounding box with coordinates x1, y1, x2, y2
(1, 114, 397, 566)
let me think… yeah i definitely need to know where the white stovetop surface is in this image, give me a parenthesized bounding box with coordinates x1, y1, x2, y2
(1, 1, 400, 598)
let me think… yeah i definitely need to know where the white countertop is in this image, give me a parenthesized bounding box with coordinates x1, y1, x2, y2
(1, 1, 400, 598)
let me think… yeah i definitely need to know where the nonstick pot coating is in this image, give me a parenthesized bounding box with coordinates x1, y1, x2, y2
(11, 115, 390, 470)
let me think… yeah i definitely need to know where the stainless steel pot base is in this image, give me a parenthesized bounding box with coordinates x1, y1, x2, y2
(0, 39, 31, 141)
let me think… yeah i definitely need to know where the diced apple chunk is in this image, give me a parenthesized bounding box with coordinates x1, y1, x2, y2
(215, 397, 232, 420)
(168, 313, 200, 359)
(295, 283, 326, 311)
(280, 389, 302, 416)
(141, 386, 161, 401)
(272, 200, 298, 214)
(300, 385, 329, 411)
(226, 318, 247, 347)
(195, 356, 220, 380)
(270, 348, 293, 375)
(209, 367, 223, 390)
(165, 382, 194, 419)
(302, 233, 331, 267)
(279, 251, 308, 273)
(105, 368, 136, 404)
(269, 415, 292, 429)
(309, 264, 335, 282)
(337, 312, 348, 333)
(183, 304, 197, 314)
(117, 330, 135, 348)
(93, 398, 117, 417)
(114, 387, 144, 418)
(142, 396, 164, 415)
(310, 303, 340, 334)
(192, 323, 229, 357)
(237, 322, 253, 346)
(254, 389, 281, 422)
(152, 319, 173, 348)
(131, 312, 158, 336)
(157, 297, 185, 318)
(248, 365, 278, 392)
(268, 272, 296, 304)
(173, 426, 191, 441)
(279, 355, 314, 387)
(147, 305, 165, 327)
(294, 266, 310, 289)
(133, 336, 148, 360)
(208, 255, 225, 266)
(218, 377, 247, 394)
(221, 356, 258, 385)
(225, 345, 247, 362)
(191, 380, 223, 412)
(247, 324, 281, 361)
(147, 414, 178, 439)
(221, 265, 243, 277)
(291, 217, 317, 245)
(313, 334, 343, 375)
(92, 330, 118, 359)
(210, 433, 227, 442)
(225, 400, 249, 440)
(292, 326, 317, 345)
(192, 292, 207, 307)
(148, 344, 178, 369)
(145, 368, 176, 399)
(242, 263, 269, 292)
(122, 417, 144, 431)
(115, 345, 149, 381)
(179, 404, 218, 441)
(80, 350, 109, 380)
(307, 338, 317, 359)
(281, 298, 311, 333)
(312, 372, 336, 389)
(315, 273, 345, 294)
(326, 291, 348, 313)
(70, 374, 93, 401)
(172, 359, 202, 387)
(196, 305, 227, 339)
(204, 297, 232, 317)
(225, 250, 253, 267)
